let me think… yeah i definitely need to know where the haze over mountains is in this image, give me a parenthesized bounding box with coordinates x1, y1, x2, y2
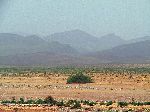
(0, 33, 77, 56)
(0, 30, 150, 66)
(88, 40, 150, 63)
(45, 30, 125, 52)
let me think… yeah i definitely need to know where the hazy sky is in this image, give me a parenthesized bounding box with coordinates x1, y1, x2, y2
(0, 0, 150, 39)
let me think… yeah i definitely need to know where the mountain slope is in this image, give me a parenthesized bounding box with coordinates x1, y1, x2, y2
(89, 40, 150, 63)
(0, 32, 150, 66)
(0, 52, 100, 66)
(0, 33, 77, 56)
(45, 29, 100, 52)
(98, 33, 125, 50)
(45, 30, 125, 52)
(128, 36, 150, 44)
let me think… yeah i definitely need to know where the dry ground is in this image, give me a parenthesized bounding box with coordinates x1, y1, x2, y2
(0, 104, 150, 112)
(0, 72, 150, 111)
(0, 73, 150, 102)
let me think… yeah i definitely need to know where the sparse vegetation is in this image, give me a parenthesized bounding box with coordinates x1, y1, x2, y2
(1, 66, 150, 76)
(143, 102, 150, 105)
(0, 65, 149, 111)
(35, 98, 44, 104)
(18, 97, 25, 104)
(105, 101, 113, 106)
(118, 102, 128, 107)
(1, 97, 149, 108)
(0, 96, 150, 111)
(66, 100, 81, 109)
(44, 95, 56, 105)
(81, 100, 97, 106)
(56, 100, 65, 107)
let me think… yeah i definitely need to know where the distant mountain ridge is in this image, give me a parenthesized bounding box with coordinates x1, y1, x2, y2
(88, 40, 150, 63)
(0, 33, 77, 56)
(45, 29, 125, 52)
(98, 33, 125, 50)
(128, 36, 150, 44)
(0, 30, 150, 66)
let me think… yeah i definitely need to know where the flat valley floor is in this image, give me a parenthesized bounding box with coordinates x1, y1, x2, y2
(0, 72, 150, 112)
(0, 73, 149, 102)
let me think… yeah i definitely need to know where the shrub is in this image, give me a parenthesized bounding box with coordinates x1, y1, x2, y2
(67, 72, 93, 84)
(44, 96, 56, 105)
(82, 100, 90, 105)
(36, 99, 44, 104)
(66, 100, 81, 109)
(56, 100, 65, 107)
(65, 100, 75, 107)
(87, 101, 97, 106)
(71, 101, 81, 109)
(131, 102, 143, 106)
(105, 101, 113, 106)
(81, 100, 97, 106)
(18, 97, 25, 104)
(11, 99, 16, 104)
(118, 102, 128, 107)
(1, 100, 11, 104)
(144, 102, 150, 105)
(26, 99, 35, 104)
(11, 97, 16, 104)
(99, 102, 105, 105)
(65, 100, 81, 109)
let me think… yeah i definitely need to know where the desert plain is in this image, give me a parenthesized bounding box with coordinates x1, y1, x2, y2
(0, 66, 150, 112)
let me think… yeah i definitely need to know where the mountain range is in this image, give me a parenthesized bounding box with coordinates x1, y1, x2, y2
(87, 40, 150, 63)
(45, 30, 125, 52)
(0, 33, 77, 56)
(0, 30, 150, 66)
